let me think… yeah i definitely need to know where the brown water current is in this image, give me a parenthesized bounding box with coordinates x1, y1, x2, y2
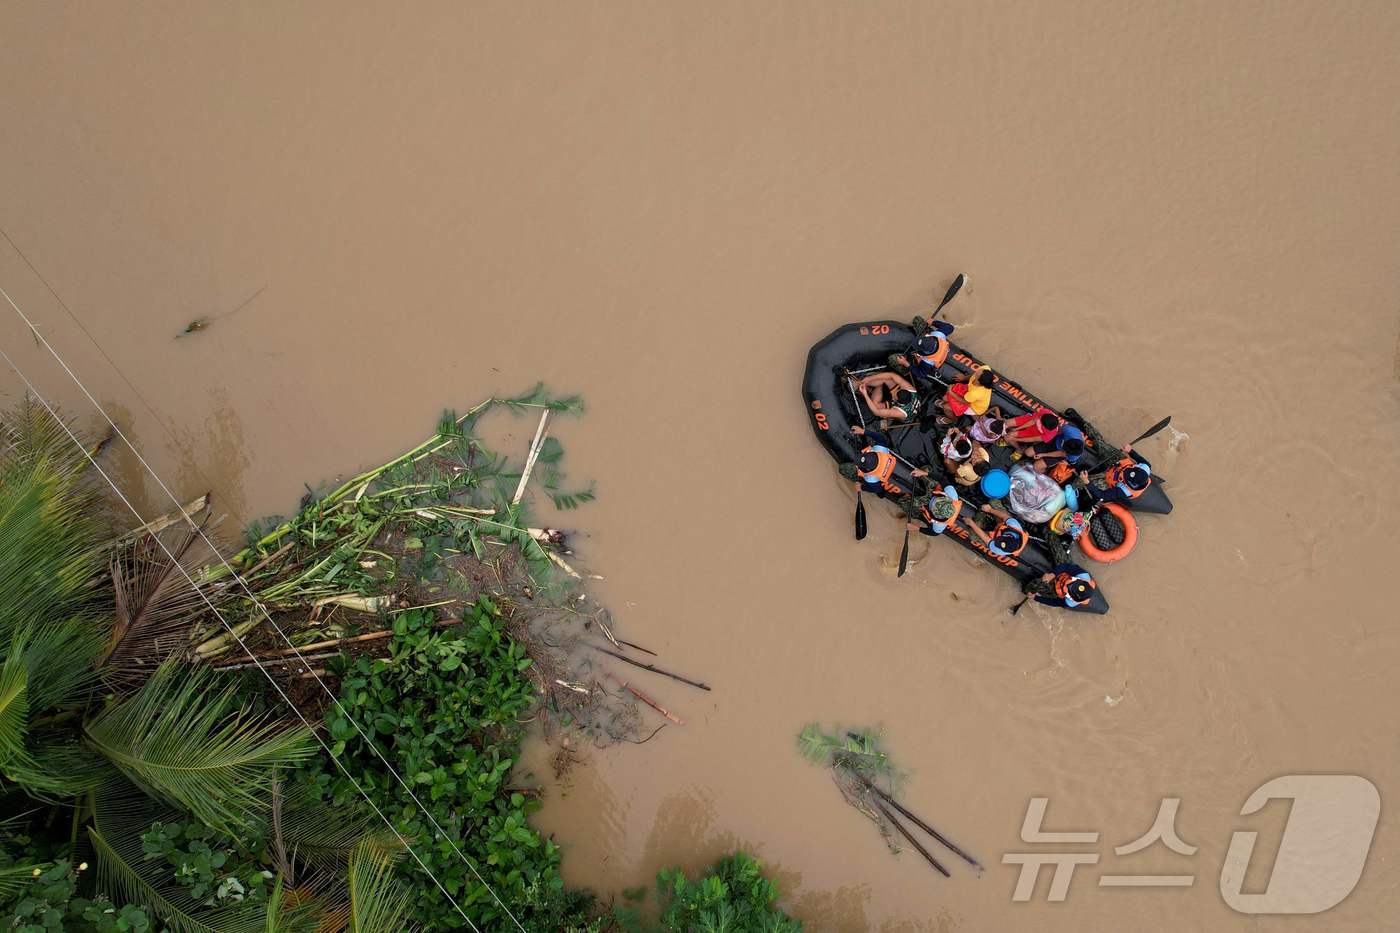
(3, 3, 1400, 929)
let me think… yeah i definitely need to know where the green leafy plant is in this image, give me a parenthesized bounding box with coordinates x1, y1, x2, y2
(2, 860, 151, 933)
(307, 601, 590, 929)
(139, 820, 273, 908)
(652, 853, 800, 933)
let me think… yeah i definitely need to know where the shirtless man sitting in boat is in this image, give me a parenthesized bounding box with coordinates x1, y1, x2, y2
(855, 371, 919, 422)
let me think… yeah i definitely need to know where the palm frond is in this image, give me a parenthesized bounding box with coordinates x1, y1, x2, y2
(798, 724, 837, 763)
(88, 783, 267, 933)
(84, 663, 315, 834)
(346, 838, 415, 933)
(276, 783, 404, 875)
(0, 447, 106, 644)
(497, 383, 584, 415)
(2, 737, 109, 802)
(0, 861, 41, 901)
(0, 397, 97, 482)
(262, 874, 325, 933)
(103, 521, 223, 686)
(7, 619, 103, 714)
(0, 645, 28, 767)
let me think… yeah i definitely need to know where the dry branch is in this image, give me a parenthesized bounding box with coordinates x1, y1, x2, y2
(591, 645, 711, 692)
(877, 802, 950, 877)
(616, 678, 683, 724)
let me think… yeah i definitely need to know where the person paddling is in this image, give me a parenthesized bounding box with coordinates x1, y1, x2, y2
(1078, 443, 1153, 503)
(907, 483, 965, 537)
(841, 425, 927, 498)
(968, 503, 1029, 557)
(890, 321, 956, 387)
(1022, 563, 1098, 609)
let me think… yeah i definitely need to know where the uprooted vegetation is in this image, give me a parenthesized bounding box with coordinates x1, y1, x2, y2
(798, 725, 982, 879)
(0, 390, 717, 931)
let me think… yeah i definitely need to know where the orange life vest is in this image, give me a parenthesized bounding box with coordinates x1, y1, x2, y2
(858, 445, 897, 485)
(992, 522, 1028, 557)
(914, 333, 949, 370)
(1054, 571, 1097, 604)
(1103, 457, 1148, 499)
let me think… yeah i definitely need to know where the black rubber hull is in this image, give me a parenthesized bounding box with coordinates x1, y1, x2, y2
(802, 320, 1116, 615)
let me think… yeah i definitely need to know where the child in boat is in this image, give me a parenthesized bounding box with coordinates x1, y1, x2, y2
(969, 503, 1029, 557)
(1028, 422, 1087, 472)
(1006, 408, 1063, 449)
(970, 414, 1007, 445)
(940, 365, 997, 421)
(944, 434, 991, 486)
(856, 371, 919, 422)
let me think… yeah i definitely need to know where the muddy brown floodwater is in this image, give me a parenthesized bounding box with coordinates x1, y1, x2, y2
(3, 3, 1400, 930)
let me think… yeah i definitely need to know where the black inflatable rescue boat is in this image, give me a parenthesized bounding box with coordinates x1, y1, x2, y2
(803, 320, 1173, 614)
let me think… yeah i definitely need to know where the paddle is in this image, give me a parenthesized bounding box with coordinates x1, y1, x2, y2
(930, 273, 967, 322)
(898, 526, 910, 576)
(1009, 596, 1030, 616)
(846, 375, 871, 540)
(1128, 415, 1172, 446)
(1082, 415, 1172, 474)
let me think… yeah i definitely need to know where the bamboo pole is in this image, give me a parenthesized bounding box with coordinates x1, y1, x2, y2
(512, 410, 551, 506)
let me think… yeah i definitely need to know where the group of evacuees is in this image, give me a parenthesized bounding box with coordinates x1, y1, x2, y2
(841, 317, 1155, 610)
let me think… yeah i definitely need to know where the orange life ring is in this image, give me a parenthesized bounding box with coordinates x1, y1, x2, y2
(1078, 501, 1138, 563)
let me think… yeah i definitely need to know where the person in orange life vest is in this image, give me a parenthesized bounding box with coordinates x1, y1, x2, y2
(1006, 408, 1063, 449)
(906, 483, 964, 537)
(967, 503, 1029, 557)
(1081, 443, 1153, 503)
(844, 425, 927, 498)
(1022, 563, 1097, 609)
(856, 371, 919, 422)
(939, 365, 997, 421)
(889, 321, 955, 387)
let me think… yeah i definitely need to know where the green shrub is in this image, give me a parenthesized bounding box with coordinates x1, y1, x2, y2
(308, 599, 595, 930)
(653, 853, 801, 933)
(138, 820, 273, 908)
(3, 861, 151, 933)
